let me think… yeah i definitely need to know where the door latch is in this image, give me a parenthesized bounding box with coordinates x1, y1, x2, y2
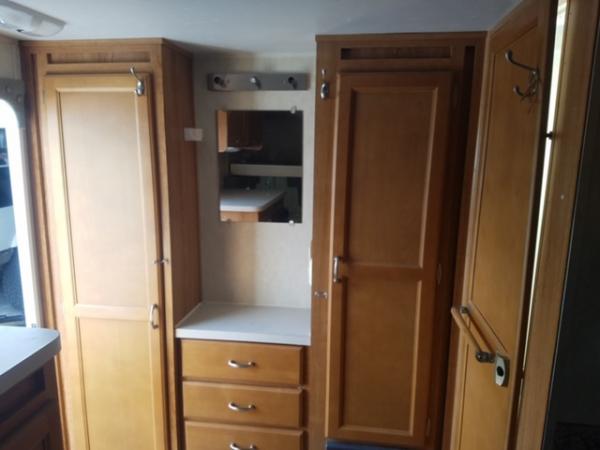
(495, 355, 509, 387)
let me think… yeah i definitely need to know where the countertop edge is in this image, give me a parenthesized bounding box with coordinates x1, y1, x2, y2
(0, 331, 61, 397)
(175, 329, 310, 346)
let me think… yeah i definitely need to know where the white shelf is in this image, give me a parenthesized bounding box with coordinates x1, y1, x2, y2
(220, 189, 285, 212)
(230, 163, 302, 178)
(176, 302, 311, 346)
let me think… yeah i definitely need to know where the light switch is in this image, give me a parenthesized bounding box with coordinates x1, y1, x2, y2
(184, 128, 203, 142)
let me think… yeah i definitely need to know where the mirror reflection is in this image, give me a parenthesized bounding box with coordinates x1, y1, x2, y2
(217, 110, 303, 223)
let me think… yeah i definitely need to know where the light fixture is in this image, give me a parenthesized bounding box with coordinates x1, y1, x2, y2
(0, 0, 64, 37)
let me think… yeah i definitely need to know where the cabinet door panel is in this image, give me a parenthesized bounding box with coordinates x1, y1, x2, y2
(451, 1, 553, 449)
(42, 74, 166, 450)
(327, 72, 452, 447)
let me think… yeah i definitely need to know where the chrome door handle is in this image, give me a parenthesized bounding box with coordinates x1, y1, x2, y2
(149, 304, 159, 329)
(228, 402, 256, 412)
(450, 306, 494, 363)
(230, 443, 257, 450)
(333, 256, 342, 283)
(320, 68, 329, 100)
(228, 359, 256, 369)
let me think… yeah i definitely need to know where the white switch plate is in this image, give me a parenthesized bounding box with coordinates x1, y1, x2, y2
(184, 128, 203, 142)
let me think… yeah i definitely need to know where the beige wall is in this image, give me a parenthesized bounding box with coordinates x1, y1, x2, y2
(194, 53, 315, 308)
(0, 35, 20, 79)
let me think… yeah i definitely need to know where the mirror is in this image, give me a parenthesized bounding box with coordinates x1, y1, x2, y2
(216, 110, 303, 223)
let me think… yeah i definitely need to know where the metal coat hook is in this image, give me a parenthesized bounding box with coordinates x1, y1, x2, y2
(505, 50, 540, 100)
(129, 67, 145, 96)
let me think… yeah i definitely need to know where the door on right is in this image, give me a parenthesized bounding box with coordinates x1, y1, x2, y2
(450, 0, 554, 449)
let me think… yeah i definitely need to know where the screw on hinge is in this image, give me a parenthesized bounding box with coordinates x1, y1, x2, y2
(313, 291, 328, 300)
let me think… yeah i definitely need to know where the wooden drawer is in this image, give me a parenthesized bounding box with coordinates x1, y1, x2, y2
(183, 381, 303, 428)
(181, 340, 303, 386)
(185, 422, 304, 450)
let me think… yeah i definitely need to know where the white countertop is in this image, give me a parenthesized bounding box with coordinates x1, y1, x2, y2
(0, 326, 61, 396)
(220, 189, 285, 213)
(176, 302, 311, 346)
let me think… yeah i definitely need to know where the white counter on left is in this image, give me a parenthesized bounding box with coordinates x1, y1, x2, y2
(176, 302, 311, 346)
(0, 326, 61, 396)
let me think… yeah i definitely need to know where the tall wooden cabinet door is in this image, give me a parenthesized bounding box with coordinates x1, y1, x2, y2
(326, 72, 453, 447)
(42, 74, 167, 450)
(449, 1, 553, 450)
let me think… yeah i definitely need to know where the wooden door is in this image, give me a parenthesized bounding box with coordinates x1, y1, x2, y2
(326, 72, 453, 447)
(449, 1, 554, 449)
(42, 74, 167, 450)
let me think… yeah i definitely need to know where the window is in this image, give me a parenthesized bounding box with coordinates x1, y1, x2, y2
(0, 80, 41, 327)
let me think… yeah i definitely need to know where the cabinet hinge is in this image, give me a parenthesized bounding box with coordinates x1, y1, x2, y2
(436, 263, 442, 285)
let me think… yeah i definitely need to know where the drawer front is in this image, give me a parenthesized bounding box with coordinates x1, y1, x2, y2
(183, 382, 303, 428)
(185, 422, 303, 450)
(181, 340, 303, 386)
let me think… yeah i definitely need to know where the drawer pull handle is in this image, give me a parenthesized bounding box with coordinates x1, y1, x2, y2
(228, 402, 256, 412)
(230, 444, 257, 450)
(230, 443, 257, 450)
(228, 359, 256, 369)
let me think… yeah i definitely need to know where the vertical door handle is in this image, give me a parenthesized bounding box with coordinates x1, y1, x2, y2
(320, 68, 329, 100)
(333, 256, 342, 283)
(149, 304, 159, 329)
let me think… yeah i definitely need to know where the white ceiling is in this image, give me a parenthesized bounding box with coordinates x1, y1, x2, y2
(7, 0, 520, 54)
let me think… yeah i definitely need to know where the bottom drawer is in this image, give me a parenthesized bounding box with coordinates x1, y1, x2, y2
(185, 421, 304, 450)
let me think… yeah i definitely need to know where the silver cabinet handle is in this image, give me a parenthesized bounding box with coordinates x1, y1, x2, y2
(228, 402, 256, 412)
(320, 81, 330, 100)
(149, 304, 159, 329)
(320, 68, 329, 100)
(230, 443, 257, 450)
(333, 256, 342, 283)
(228, 359, 256, 369)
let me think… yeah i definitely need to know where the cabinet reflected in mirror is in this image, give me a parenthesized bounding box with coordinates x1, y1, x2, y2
(217, 110, 303, 223)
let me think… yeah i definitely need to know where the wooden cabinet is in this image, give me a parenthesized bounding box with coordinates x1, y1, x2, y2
(327, 71, 453, 447)
(448, 1, 556, 450)
(181, 339, 306, 449)
(217, 110, 263, 152)
(21, 39, 201, 450)
(0, 361, 62, 450)
(310, 34, 486, 449)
